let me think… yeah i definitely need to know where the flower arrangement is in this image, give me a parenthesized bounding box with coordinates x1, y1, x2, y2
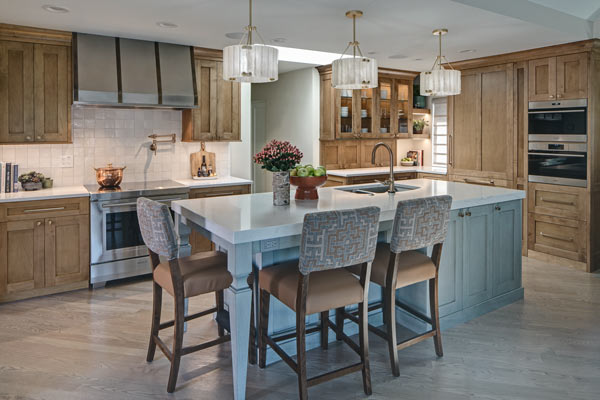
(253, 140, 303, 172)
(18, 171, 45, 184)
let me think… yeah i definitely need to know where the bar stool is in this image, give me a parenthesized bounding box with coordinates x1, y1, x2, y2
(136, 197, 233, 393)
(257, 207, 380, 400)
(340, 195, 452, 377)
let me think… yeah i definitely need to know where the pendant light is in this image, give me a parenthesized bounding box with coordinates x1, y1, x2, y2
(332, 10, 378, 90)
(223, 0, 278, 83)
(420, 29, 461, 96)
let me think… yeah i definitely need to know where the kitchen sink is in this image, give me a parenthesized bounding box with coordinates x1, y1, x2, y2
(336, 184, 418, 195)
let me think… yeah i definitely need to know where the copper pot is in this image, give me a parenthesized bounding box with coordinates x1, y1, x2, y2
(94, 163, 126, 187)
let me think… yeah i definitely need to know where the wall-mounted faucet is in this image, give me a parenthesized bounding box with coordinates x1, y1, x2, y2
(148, 134, 176, 156)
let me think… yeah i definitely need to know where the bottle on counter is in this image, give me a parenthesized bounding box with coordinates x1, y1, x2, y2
(207, 163, 213, 177)
(200, 155, 208, 177)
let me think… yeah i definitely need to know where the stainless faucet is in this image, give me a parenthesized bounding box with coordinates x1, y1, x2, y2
(371, 142, 396, 193)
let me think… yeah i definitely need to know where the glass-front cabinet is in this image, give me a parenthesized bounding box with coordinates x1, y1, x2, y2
(377, 79, 392, 136)
(338, 88, 354, 138)
(360, 88, 374, 136)
(396, 79, 412, 138)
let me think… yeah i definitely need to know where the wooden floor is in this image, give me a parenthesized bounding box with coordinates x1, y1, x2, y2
(1, 257, 599, 400)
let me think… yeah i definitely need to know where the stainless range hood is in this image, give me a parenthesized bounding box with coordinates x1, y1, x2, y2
(73, 33, 197, 108)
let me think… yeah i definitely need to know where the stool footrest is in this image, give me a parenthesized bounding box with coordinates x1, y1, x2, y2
(181, 335, 230, 356)
(307, 362, 363, 388)
(159, 307, 218, 330)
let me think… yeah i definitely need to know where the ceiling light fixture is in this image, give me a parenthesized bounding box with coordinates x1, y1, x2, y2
(223, 0, 278, 83)
(420, 29, 461, 96)
(156, 21, 178, 28)
(42, 4, 69, 13)
(331, 10, 377, 90)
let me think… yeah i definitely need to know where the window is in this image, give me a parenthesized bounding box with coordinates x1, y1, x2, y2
(431, 97, 448, 167)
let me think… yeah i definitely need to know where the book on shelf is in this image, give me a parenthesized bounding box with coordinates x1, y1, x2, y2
(12, 164, 19, 192)
(5, 162, 11, 193)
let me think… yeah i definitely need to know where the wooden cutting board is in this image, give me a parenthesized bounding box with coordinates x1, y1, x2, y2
(190, 150, 216, 177)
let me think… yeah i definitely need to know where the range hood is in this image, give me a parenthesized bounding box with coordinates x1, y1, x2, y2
(73, 33, 197, 108)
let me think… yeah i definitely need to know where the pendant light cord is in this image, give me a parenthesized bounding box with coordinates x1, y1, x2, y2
(353, 14, 356, 58)
(248, 0, 253, 45)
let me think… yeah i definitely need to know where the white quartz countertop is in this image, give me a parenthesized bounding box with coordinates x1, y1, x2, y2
(0, 186, 90, 203)
(172, 179, 525, 245)
(175, 176, 253, 189)
(327, 166, 447, 177)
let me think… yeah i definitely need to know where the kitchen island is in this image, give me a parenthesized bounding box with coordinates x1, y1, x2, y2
(171, 179, 525, 400)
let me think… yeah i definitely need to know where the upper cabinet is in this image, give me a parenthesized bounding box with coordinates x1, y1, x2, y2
(182, 50, 241, 142)
(0, 26, 72, 144)
(529, 53, 587, 101)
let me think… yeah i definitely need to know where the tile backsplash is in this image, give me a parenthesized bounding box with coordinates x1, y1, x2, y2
(0, 107, 230, 187)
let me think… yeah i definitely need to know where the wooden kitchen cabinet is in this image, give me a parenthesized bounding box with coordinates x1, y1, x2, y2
(0, 197, 90, 302)
(360, 139, 396, 167)
(182, 51, 241, 142)
(0, 35, 71, 144)
(188, 185, 250, 254)
(339, 141, 362, 169)
(449, 63, 514, 186)
(529, 53, 587, 101)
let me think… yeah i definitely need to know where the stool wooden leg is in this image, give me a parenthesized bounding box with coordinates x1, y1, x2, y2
(320, 311, 329, 350)
(335, 307, 344, 340)
(358, 300, 372, 395)
(147, 281, 162, 362)
(297, 309, 308, 400)
(385, 284, 400, 377)
(258, 289, 271, 369)
(167, 293, 185, 393)
(429, 277, 443, 357)
(216, 290, 225, 337)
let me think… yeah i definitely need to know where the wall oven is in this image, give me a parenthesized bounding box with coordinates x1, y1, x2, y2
(528, 99, 587, 143)
(528, 142, 587, 187)
(87, 181, 190, 287)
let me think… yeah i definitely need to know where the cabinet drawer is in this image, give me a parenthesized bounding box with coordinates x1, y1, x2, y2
(450, 175, 510, 188)
(0, 197, 89, 222)
(190, 185, 250, 199)
(527, 213, 586, 262)
(418, 173, 447, 181)
(528, 182, 586, 221)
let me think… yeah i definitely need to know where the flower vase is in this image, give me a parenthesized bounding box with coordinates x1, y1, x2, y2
(272, 171, 290, 206)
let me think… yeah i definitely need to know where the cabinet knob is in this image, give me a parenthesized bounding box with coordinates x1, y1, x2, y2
(549, 95, 555, 99)
(458, 211, 464, 218)
(465, 211, 472, 217)
(37, 221, 42, 226)
(495, 205, 501, 211)
(48, 220, 53, 225)
(26, 136, 32, 141)
(36, 136, 43, 140)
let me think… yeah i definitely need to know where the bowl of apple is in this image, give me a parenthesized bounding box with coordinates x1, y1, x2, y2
(289, 165, 327, 200)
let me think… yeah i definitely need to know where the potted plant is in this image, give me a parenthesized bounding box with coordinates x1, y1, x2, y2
(254, 140, 303, 206)
(18, 171, 46, 191)
(413, 118, 429, 135)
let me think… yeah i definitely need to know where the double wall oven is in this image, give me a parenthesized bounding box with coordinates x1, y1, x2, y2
(528, 99, 587, 187)
(86, 180, 190, 287)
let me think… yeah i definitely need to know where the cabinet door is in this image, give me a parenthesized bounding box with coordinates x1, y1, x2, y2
(337, 89, 356, 139)
(438, 209, 463, 316)
(376, 78, 392, 137)
(33, 44, 70, 142)
(528, 57, 556, 101)
(492, 201, 522, 296)
(44, 215, 90, 287)
(450, 69, 481, 173)
(361, 139, 395, 167)
(462, 205, 493, 308)
(321, 141, 343, 170)
(319, 73, 335, 140)
(0, 220, 45, 297)
(556, 53, 587, 100)
(394, 79, 412, 138)
(0, 41, 34, 143)
(216, 61, 241, 141)
(340, 141, 361, 168)
(188, 59, 218, 141)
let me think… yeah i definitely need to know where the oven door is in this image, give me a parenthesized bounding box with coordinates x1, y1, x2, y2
(528, 107, 587, 142)
(90, 194, 188, 264)
(528, 150, 587, 187)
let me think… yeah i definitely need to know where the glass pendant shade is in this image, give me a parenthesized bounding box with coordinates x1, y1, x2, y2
(223, 44, 278, 83)
(420, 68, 461, 96)
(332, 57, 378, 89)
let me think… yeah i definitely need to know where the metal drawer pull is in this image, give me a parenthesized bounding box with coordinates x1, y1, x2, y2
(458, 211, 464, 218)
(528, 152, 584, 158)
(540, 197, 575, 206)
(23, 207, 66, 213)
(464, 178, 495, 186)
(528, 110, 585, 114)
(465, 211, 472, 217)
(203, 192, 235, 197)
(102, 198, 186, 208)
(540, 232, 573, 242)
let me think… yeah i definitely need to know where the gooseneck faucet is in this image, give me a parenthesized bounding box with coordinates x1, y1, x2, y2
(371, 142, 397, 193)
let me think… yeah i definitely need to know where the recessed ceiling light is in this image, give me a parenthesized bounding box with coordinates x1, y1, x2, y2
(42, 4, 69, 13)
(459, 49, 476, 53)
(156, 21, 178, 28)
(225, 32, 245, 40)
(272, 37, 287, 44)
(389, 54, 407, 59)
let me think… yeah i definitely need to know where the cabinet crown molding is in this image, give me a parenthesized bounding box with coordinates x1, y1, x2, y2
(0, 23, 72, 45)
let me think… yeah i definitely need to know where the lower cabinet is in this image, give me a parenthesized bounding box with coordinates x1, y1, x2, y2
(189, 185, 251, 254)
(462, 205, 494, 308)
(0, 197, 89, 302)
(437, 209, 463, 316)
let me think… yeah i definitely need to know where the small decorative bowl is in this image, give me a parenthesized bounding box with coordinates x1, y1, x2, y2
(22, 182, 43, 191)
(290, 175, 328, 200)
(400, 161, 415, 166)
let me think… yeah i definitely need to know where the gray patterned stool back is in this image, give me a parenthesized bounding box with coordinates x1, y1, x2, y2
(299, 206, 380, 275)
(390, 195, 452, 253)
(137, 197, 179, 260)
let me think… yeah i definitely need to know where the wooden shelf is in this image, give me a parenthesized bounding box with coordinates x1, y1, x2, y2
(413, 108, 430, 115)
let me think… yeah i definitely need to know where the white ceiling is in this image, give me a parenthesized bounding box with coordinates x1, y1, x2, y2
(1, 0, 598, 71)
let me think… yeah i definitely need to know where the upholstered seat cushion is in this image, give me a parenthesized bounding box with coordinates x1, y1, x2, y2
(259, 261, 364, 315)
(349, 243, 436, 289)
(153, 251, 232, 298)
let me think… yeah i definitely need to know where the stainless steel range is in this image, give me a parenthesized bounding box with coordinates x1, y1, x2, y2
(86, 180, 190, 287)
